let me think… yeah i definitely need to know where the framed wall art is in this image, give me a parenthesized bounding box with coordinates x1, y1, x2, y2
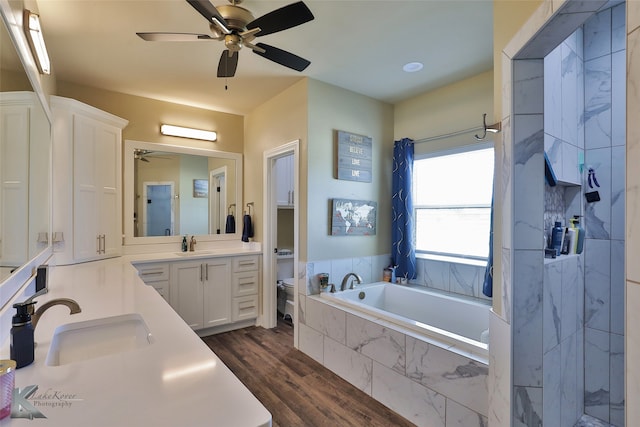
(331, 198, 377, 236)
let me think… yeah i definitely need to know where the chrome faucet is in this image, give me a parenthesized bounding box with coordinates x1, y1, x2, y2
(340, 273, 362, 291)
(31, 298, 81, 329)
(189, 236, 197, 252)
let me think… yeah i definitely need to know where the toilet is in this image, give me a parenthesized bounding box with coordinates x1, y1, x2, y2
(282, 278, 295, 321)
(276, 278, 295, 321)
(276, 250, 295, 321)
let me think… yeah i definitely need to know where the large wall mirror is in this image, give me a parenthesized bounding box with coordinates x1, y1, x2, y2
(124, 140, 242, 245)
(0, 10, 52, 284)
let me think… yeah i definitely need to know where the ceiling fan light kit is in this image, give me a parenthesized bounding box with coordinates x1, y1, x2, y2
(137, 0, 314, 78)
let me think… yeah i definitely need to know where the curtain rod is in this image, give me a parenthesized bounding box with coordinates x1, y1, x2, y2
(413, 126, 484, 144)
(413, 113, 502, 144)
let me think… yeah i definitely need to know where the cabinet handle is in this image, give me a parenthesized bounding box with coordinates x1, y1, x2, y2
(101, 234, 106, 253)
(96, 235, 101, 254)
(140, 271, 164, 276)
(205, 265, 209, 281)
(200, 264, 203, 282)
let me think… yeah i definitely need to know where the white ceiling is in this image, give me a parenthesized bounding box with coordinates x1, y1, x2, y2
(32, 0, 493, 115)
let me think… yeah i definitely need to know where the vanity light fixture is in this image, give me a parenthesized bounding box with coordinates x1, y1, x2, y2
(23, 10, 51, 75)
(160, 124, 217, 142)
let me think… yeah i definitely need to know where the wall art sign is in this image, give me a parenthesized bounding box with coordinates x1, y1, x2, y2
(193, 179, 208, 198)
(331, 198, 377, 236)
(336, 130, 372, 182)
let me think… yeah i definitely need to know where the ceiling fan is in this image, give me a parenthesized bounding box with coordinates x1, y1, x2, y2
(136, 0, 314, 78)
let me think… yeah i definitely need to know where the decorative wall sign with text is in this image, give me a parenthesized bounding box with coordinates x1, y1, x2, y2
(336, 130, 372, 182)
(331, 198, 377, 236)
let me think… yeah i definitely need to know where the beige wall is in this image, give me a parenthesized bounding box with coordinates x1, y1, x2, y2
(493, 0, 543, 121)
(56, 81, 244, 154)
(244, 79, 309, 257)
(306, 79, 394, 261)
(394, 70, 493, 153)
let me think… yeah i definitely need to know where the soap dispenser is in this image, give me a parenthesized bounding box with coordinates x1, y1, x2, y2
(181, 235, 188, 252)
(10, 301, 35, 368)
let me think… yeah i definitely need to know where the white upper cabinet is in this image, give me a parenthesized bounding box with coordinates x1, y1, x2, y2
(275, 154, 294, 207)
(51, 96, 128, 265)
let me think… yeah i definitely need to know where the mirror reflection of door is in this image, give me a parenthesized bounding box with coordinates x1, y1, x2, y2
(209, 167, 227, 234)
(143, 182, 175, 236)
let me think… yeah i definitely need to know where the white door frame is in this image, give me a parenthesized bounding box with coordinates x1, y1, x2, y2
(261, 140, 299, 341)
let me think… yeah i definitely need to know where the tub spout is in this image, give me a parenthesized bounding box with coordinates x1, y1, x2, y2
(32, 298, 82, 329)
(340, 273, 362, 291)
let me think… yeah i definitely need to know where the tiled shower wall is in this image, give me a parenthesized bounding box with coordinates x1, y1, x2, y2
(510, 4, 626, 426)
(541, 28, 586, 427)
(582, 4, 626, 425)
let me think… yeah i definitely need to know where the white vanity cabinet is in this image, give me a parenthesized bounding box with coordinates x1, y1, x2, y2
(51, 96, 128, 265)
(135, 254, 260, 333)
(134, 262, 170, 302)
(275, 154, 294, 207)
(170, 257, 232, 330)
(231, 255, 260, 322)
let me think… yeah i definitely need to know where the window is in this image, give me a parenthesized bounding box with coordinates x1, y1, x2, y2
(413, 145, 494, 260)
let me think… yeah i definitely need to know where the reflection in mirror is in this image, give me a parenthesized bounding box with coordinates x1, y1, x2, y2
(0, 17, 52, 282)
(125, 140, 241, 244)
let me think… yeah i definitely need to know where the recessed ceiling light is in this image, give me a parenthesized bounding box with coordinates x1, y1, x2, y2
(403, 62, 424, 73)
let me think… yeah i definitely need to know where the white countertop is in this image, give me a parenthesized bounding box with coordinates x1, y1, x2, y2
(0, 254, 271, 426)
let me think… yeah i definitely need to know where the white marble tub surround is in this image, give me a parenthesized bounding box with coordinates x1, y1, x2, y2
(321, 282, 490, 360)
(303, 283, 489, 426)
(0, 256, 271, 426)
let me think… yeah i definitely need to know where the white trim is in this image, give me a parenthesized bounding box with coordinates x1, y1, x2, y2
(261, 141, 299, 344)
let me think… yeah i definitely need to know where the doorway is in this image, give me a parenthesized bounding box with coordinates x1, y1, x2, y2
(262, 141, 299, 346)
(209, 167, 227, 234)
(142, 182, 175, 236)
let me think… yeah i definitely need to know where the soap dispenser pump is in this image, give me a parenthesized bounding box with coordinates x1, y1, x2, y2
(10, 301, 35, 368)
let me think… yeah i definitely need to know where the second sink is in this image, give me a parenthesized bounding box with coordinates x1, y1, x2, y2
(46, 313, 153, 366)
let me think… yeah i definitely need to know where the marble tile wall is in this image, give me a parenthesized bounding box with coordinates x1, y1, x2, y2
(582, 5, 626, 425)
(298, 294, 488, 427)
(304, 254, 491, 304)
(497, 1, 636, 427)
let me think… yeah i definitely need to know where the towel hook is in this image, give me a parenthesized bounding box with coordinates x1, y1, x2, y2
(228, 203, 235, 215)
(474, 113, 502, 141)
(246, 202, 254, 215)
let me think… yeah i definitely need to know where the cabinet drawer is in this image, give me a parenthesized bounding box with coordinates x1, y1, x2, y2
(135, 263, 169, 282)
(232, 255, 259, 272)
(232, 295, 259, 322)
(232, 271, 259, 297)
(149, 280, 169, 303)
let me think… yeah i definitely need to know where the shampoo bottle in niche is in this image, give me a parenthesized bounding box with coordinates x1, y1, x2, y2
(551, 221, 564, 256)
(10, 302, 35, 368)
(570, 216, 585, 254)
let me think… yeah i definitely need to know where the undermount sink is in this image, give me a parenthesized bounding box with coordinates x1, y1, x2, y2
(173, 251, 214, 257)
(46, 313, 153, 366)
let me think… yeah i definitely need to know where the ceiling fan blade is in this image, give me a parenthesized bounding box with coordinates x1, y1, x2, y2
(247, 1, 314, 37)
(186, 0, 231, 33)
(217, 50, 239, 78)
(137, 32, 215, 42)
(252, 43, 310, 72)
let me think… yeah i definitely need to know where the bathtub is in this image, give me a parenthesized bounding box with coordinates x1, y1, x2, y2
(320, 281, 489, 361)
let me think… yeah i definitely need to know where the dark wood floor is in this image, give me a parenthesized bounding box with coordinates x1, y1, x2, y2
(202, 317, 416, 427)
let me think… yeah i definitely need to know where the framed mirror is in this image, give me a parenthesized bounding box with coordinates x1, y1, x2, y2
(124, 140, 242, 245)
(0, 10, 52, 283)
